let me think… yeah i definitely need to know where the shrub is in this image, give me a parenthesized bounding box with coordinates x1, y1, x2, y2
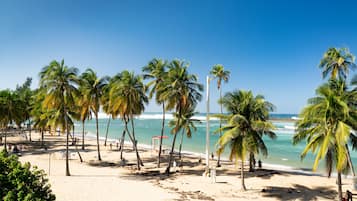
(0, 150, 55, 201)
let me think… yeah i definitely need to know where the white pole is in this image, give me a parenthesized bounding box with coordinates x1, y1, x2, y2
(205, 76, 210, 174)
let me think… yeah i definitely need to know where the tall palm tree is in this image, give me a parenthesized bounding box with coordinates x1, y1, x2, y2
(39, 59, 79, 176)
(79, 68, 109, 161)
(217, 90, 276, 190)
(16, 77, 33, 141)
(319, 47, 356, 80)
(169, 104, 200, 165)
(110, 70, 148, 170)
(142, 58, 168, 168)
(0, 90, 22, 152)
(210, 64, 230, 167)
(159, 60, 203, 175)
(101, 80, 112, 147)
(293, 80, 356, 201)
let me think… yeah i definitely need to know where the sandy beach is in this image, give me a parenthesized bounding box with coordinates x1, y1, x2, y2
(2, 131, 354, 201)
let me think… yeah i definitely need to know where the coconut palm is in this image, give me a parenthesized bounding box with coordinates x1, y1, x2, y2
(39, 59, 79, 176)
(0, 90, 23, 152)
(217, 90, 276, 190)
(169, 104, 200, 165)
(159, 59, 203, 175)
(319, 47, 356, 80)
(15, 77, 34, 141)
(293, 79, 356, 201)
(110, 70, 148, 170)
(210, 64, 230, 167)
(142, 58, 168, 168)
(79, 68, 109, 161)
(101, 79, 112, 147)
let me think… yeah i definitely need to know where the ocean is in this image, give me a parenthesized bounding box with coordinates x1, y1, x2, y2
(75, 113, 357, 174)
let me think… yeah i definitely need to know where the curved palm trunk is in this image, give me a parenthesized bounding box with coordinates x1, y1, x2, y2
(346, 144, 355, 176)
(119, 129, 126, 160)
(337, 171, 342, 201)
(64, 110, 71, 176)
(123, 119, 142, 164)
(217, 88, 222, 167)
(81, 120, 85, 150)
(241, 159, 246, 190)
(157, 102, 165, 168)
(95, 113, 101, 161)
(166, 110, 181, 175)
(178, 129, 184, 165)
(124, 118, 143, 170)
(131, 118, 143, 168)
(104, 115, 111, 146)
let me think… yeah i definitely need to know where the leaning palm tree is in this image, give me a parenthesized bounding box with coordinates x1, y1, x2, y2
(159, 59, 203, 175)
(110, 70, 148, 170)
(169, 104, 200, 165)
(142, 58, 168, 168)
(217, 90, 276, 190)
(293, 79, 356, 201)
(319, 47, 356, 80)
(79, 68, 109, 161)
(210, 64, 230, 167)
(39, 59, 79, 176)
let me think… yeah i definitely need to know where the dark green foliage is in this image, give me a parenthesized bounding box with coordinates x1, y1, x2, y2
(0, 151, 55, 201)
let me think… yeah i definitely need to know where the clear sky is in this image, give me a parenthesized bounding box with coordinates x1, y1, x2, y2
(1, 0, 357, 114)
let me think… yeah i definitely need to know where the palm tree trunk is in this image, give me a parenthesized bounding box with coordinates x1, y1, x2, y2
(81, 120, 85, 150)
(123, 118, 142, 170)
(178, 129, 184, 165)
(95, 113, 101, 161)
(64, 110, 71, 176)
(104, 115, 111, 146)
(337, 171, 342, 201)
(130, 117, 143, 169)
(217, 88, 222, 167)
(249, 152, 255, 172)
(165, 132, 178, 175)
(157, 102, 165, 168)
(241, 159, 246, 190)
(120, 129, 126, 160)
(41, 129, 44, 148)
(28, 119, 32, 142)
(346, 144, 355, 176)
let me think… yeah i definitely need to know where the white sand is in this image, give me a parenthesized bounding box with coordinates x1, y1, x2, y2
(3, 131, 355, 201)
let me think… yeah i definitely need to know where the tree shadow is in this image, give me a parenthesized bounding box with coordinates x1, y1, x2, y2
(261, 184, 336, 201)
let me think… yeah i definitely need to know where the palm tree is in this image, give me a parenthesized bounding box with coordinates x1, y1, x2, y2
(293, 79, 356, 201)
(159, 59, 203, 175)
(319, 47, 356, 80)
(15, 77, 34, 141)
(142, 58, 168, 168)
(101, 83, 111, 147)
(39, 59, 79, 176)
(217, 90, 276, 190)
(210, 64, 230, 167)
(79, 68, 108, 161)
(0, 90, 22, 152)
(169, 104, 200, 165)
(110, 70, 148, 170)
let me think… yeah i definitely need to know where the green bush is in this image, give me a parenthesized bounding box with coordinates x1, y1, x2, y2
(0, 150, 55, 201)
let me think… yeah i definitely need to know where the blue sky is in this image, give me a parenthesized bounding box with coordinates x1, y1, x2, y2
(1, 0, 357, 114)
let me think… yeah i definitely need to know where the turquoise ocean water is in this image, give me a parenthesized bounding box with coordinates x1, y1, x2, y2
(75, 113, 357, 173)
